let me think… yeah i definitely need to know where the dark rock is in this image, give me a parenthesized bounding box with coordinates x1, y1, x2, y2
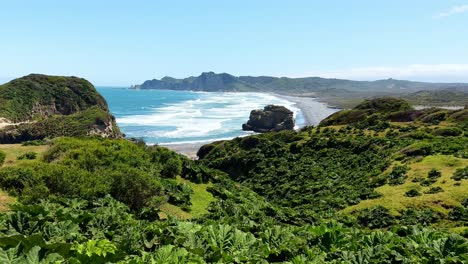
(242, 105, 295, 133)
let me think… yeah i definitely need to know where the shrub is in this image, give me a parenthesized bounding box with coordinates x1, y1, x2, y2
(452, 167, 467, 181)
(400, 208, 440, 225)
(401, 142, 432, 157)
(357, 206, 395, 228)
(17, 152, 37, 160)
(388, 165, 408, 185)
(448, 207, 468, 222)
(427, 168, 441, 179)
(355, 97, 413, 112)
(433, 127, 463, 137)
(420, 178, 437, 186)
(462, 198, 468, 208)
(420, 111, 447, 124)
(149, 147, 183, 178)
(405, 189, 421, 197)
(424, 187, 444, 194)
(21, 140, 46, 146)
(0, 150, 5, 166)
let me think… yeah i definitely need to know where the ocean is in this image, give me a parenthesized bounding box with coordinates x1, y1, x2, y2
(97, 87, 334, 145)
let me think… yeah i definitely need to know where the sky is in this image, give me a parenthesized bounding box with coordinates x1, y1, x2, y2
(1, 0, 468, 85)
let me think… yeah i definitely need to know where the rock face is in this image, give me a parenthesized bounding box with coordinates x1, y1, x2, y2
(242, 105, 295, 133)
(0, 74, 122, 143)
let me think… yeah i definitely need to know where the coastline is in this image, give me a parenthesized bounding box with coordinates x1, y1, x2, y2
(161, 94, 339, 158)
(161, 142, 202, 160)
(274, 94, 340, 126)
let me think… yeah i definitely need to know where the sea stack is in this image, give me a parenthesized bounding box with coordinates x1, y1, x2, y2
(242, 105, 295, 133)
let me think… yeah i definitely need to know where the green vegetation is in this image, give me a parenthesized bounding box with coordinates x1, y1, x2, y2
(0, 74, 107, 121)
(0, 74, 121, 143)
(0, 151, 5, 166)
(321, 97, 468, 127)
(405, 89, 468, 107)
(0, 97, 466, 262)
(17, 151, 37, 160)
(0, 144, 48, 167)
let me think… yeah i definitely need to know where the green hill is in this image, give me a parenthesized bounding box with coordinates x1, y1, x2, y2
(320, 97, 468, 126)
(197, 98, 467, 228)
(0, 95, 466, 262)
(0, 74, 122, 143)
(404, 89, 468, 107)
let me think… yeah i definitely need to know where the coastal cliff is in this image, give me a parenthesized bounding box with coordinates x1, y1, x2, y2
(0, 74, 122, 143)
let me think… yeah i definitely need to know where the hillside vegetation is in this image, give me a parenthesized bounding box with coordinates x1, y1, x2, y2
(0, 74, 121, 143)
(0, 97, 466, 262)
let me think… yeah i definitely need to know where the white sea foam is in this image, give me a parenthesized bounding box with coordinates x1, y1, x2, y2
(111, 90, 320, 144)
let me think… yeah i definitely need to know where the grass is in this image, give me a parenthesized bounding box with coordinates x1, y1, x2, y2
(0, 144, 48, 211)
(176, 176, 215, 218)
(0, 190, 15, 212)
(159, 177, 216, 220)
(343, 155, 468, 216)
(0, 144, 48, 166)
(158, 203, 192, 220)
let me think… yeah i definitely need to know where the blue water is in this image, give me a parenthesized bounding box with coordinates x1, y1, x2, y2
(98, 88, 311, 144)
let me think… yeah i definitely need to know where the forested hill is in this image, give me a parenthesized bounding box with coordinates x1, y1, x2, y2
(134, 72, 468, 107)
(135, 71, 468, 93)
(0, 74, 122, 143)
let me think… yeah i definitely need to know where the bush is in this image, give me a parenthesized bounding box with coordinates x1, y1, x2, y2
(17, 152, 37, 160)
(0, 138, 189, 211)
(433, 127, 463, 137)
(424, 187, 444, 194)
(448, 207, 468, 222)
(357, 206, 395, 228)
(21, 140, 46, 146)
(420, 178, 437, 186)
(462, 198, 468, 208)
(401, 142, 432, 157)
(0, 151, 5, 166)
(420, 111, 447, 124)
(452, 167, 467, 181)
(149, 147, 183, 178)
(400, 208, 440, 225)
(405, 189, 421, 197)
(427, 168, 441, 179)
(388, 165, 408, 185)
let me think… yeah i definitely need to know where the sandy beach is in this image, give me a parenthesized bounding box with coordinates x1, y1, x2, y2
(275, 94, 339, 126)
(161, 142, 203, 159)
(162, 94, 338, 158)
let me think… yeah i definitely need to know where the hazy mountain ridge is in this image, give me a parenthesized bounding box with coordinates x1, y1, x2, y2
(134, 72, 468, 107)
(135, 71, 468, 93)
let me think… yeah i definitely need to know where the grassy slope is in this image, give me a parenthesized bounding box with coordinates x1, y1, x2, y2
(159, 176, 215, 220)
(0, 144, 48, 166)
(0, 144, 49, 211)
(342, 155, 468, 216)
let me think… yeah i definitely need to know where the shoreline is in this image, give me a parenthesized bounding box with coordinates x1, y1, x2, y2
(161, 142, 202, 160)
(162, 94, 339, 158)
(273, 94, 340, 126)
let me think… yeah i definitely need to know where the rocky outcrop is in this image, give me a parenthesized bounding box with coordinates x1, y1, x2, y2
(242, 105, 295, 133)
(0, 74, 122, 143)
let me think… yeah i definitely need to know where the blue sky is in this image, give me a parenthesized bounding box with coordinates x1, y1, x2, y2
(1, 0, 468, 85)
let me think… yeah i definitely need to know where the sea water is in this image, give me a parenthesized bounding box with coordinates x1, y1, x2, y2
(98, 88, 326, 145)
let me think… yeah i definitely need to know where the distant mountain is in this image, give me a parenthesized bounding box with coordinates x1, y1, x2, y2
(133, 72, 468, 108)
(134, 72, 468, 94)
